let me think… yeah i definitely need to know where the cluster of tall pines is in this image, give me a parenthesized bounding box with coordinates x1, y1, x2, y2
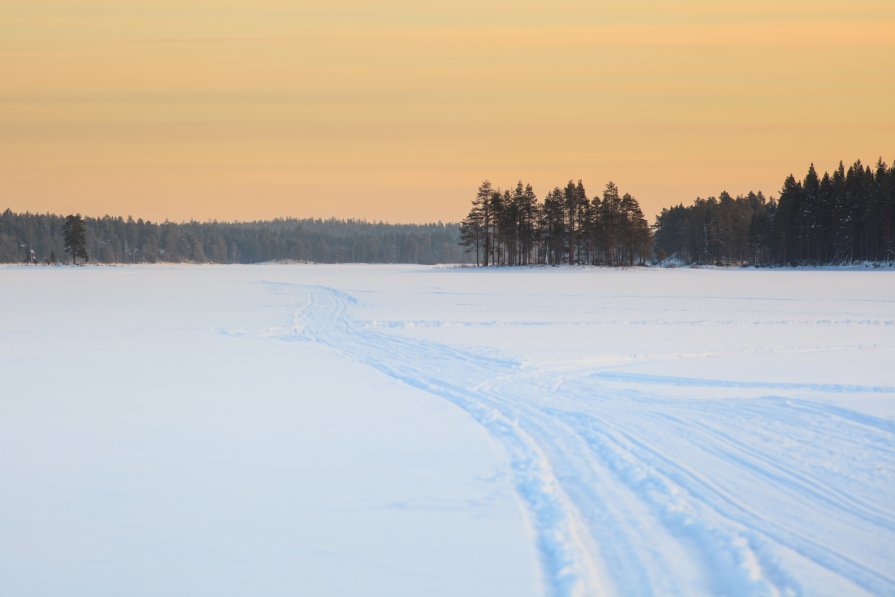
(460, 180, 652, 266)
(654, 160, 895, 266)
(0, 211, 464, 265)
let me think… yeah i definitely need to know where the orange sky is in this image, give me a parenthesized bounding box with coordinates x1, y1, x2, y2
(2, 1, 893, 223)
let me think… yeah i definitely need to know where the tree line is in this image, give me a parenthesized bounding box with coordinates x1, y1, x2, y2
(654, 160, 895, 266)
(5, 158, 893, 267)
(0, 210, 465, 265)
(460, 180, 652, 266)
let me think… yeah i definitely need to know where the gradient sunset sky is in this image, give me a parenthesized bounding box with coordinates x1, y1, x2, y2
(2, 1, 893, 223)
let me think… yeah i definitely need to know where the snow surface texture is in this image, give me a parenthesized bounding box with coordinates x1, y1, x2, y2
(1, 265, 893, 596)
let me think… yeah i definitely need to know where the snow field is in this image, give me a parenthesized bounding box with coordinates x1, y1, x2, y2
(1, 265, 893, 596)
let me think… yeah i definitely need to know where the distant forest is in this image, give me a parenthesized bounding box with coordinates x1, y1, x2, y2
(654, 160, 895, 266)
(3, 159, 893, 267)
(0, 212, 465, 264)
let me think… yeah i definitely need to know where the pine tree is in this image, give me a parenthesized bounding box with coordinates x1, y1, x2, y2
(619, 193, 650, 265)
(562, 180, 588, 265)
(62, 214, 88, 265)
(589, 193, 604, 265)
(600, 182, 622, 265)
(541, 188, 565, 265)
(460, 212, 483, 266)
(488, 189, 506, 265)
(474, 181, 493, 266)
(574, 181, 589, 264)
(521, 183, 539, 265)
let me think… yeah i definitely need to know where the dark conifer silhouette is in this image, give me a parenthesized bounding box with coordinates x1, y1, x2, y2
(63, 214, 88, 264)
(459, 179, 651, 266)
(460, 159, 893, 268)
(653, 159, 894, 265)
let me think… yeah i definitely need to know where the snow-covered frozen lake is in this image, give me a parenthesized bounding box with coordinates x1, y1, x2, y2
(1, 265, 893, 596)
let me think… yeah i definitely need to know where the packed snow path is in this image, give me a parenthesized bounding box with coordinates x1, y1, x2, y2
(278, 282, 895, 597)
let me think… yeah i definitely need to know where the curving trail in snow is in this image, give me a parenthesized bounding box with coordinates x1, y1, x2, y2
(274, 281, 895, 597)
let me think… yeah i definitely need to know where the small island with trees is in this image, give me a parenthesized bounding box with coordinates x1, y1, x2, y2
(459, 179, 652, 267)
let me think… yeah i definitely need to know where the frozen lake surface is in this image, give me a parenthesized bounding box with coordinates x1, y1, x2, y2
(1, 265, 893, 596)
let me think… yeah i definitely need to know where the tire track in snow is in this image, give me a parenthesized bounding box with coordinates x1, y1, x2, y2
(285, 284, 607, 597)
(535, 376, 895, 595)
(593, 371, 895, 395)
(266, 282, 895, 597)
